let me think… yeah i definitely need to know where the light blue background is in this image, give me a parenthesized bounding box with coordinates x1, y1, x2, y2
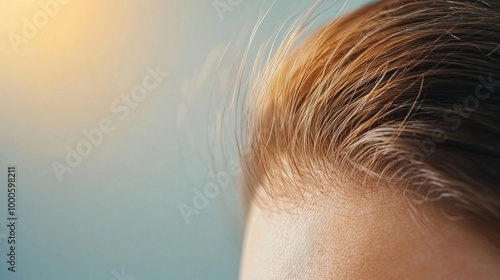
(0, 1, 371, 279)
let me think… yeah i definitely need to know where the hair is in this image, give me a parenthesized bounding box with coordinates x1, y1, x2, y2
(240, 0, 500, 239)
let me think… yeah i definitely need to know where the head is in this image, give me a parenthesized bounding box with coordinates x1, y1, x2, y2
(239, 0, 500, 278)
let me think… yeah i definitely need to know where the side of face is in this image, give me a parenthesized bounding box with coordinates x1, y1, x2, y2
(239, 189, 500, 279)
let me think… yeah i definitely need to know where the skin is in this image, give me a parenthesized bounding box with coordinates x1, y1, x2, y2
(239, 187, 500, 279)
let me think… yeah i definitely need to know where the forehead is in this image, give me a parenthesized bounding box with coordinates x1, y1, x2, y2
(239, 191, 500, 279)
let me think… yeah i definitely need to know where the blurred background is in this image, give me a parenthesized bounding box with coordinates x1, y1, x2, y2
(0, 0, 370, 279)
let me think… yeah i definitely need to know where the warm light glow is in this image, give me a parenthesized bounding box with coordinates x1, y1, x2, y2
(3, 0, 39, 9)
(0, 0, 179, 149)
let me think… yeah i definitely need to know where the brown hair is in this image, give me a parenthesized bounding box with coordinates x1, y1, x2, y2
(241, 0, 500, 237)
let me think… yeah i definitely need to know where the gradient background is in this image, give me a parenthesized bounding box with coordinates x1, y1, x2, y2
(0, 0, 370, 279)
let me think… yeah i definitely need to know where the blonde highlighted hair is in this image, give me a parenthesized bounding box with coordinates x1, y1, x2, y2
(241, 0, 500, 237)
